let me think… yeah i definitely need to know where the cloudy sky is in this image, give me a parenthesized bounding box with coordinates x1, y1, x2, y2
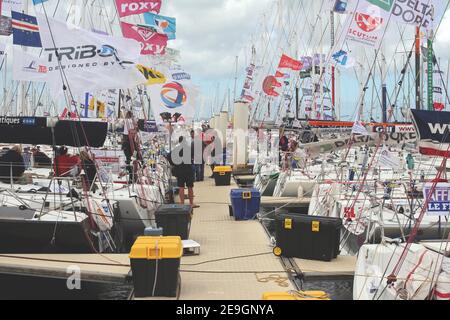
(160, 0, 450, 120)
(5, 0, 450, 120)
(165, 0, 270, 80)
(162, 0, 272, 114)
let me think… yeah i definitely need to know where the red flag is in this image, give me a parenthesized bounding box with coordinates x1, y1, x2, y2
(278, 54, 303, 71)
(120, 21, 167, 55)
(60, 107, 69, 119)
(263, 76, 281, 97)
(115, 0, 161, 18)
(434, 102, 445, 111)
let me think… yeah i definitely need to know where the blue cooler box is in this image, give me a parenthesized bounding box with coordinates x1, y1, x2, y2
(230, 189, 261, 221)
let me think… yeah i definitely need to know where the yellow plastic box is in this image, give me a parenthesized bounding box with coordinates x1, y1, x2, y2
(130, 236, 183, 298)
(262, 291, 330, 300)
(130, 236, 183, 260)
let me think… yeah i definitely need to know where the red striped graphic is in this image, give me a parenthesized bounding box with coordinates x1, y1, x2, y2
(435, 290, 450, 299)
(12, 20, 39, 32)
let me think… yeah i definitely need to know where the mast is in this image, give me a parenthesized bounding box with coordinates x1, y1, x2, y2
(381, 45, 388, 123)
(232, 56, 238, 104)
(427, 28, 434, 111)
(330, 9, 336, 119)
(19, 0, 30, 116)
(415, 26, 421, 110)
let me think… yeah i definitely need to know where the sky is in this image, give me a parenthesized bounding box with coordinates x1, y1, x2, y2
(160, 0, 450, 121)
(2, 0, 450, 121)
(162, 0, 272, 115)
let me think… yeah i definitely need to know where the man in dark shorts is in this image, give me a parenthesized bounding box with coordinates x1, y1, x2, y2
(169, 136, 199, 208)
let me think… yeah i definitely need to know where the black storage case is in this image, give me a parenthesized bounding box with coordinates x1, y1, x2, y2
(275, 214, 342, 261)
(131, 258, 180, 298)
(155, 204, 192, 240)
(214, 173, 232, 186)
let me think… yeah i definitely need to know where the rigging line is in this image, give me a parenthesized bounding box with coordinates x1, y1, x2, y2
(252, 0, 311, 122)
(39, 3, 120, 223)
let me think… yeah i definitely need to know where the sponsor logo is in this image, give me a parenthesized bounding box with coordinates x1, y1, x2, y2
(155, 18, 169, 30)
(372, 124, 415, 133)
(120, 1, 160, 14)
(172, 72, 191, 81)
(44, 44, 132, 70)
(22, 60, 48, 73)
(137, 64, 166, 84)
(160, 82, 187, 109)
(428, 123, 450, 135)
(0, 117, 36, 126)
(355, 12, 384, 32)
(132, 25, 157, 41)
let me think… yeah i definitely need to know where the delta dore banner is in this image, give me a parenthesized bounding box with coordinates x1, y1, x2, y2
(381, 0, 446, 29)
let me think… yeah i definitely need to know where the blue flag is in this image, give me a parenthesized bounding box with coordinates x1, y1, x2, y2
(32, 0, 49, 5)
(143, 12, 176, 40)
(11, 11, 42, 48)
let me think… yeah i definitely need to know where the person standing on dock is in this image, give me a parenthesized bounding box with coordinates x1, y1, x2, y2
(191, 129, 206, 182)
(169, 136, 199, 208)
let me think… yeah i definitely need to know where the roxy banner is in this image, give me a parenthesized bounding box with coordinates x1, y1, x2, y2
(115, 0, 161, 18)
(120, 21, 167, 55)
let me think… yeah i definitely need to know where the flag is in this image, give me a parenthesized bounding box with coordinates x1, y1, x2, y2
(168, 66, 191, 82)
(262, 76, 281, 97)
(137, 64, 167, 85)
(149, 81, 196, 125)
(379, 147, 401, 169)
(352, 121, 369, 135)
(278, 54, 303, 71)
(24, 14, 146, 94)
(328, 0, 358, 14)
(120, 21, 167, 55)
(332, 50, 356, 68)
(115, 0, 161, 18)
(143, 12, 176, 40)
(344, 0, 390, 49)
(11, 11, 42, 47)
(390, 0, 447, 30)
(12, 48, 50, 82)
(275, 71, 285, 78)
(2, 0, 24, 12)
(0, 15, 12, 36)
(32, 0, 48, 4)
(411, 109, 450, 158)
